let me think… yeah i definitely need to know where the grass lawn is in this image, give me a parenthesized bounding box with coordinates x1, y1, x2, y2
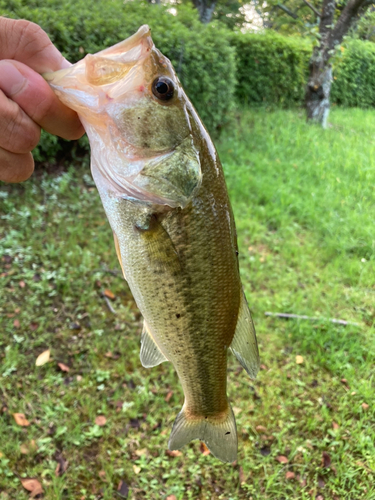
(0, 107, 374, 500)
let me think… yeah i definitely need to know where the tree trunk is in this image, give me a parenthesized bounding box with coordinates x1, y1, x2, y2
(305, 0, 368, 126)
(305, 0, 335, 127)
(192, 0, 217, 23)
(306, 59, 332, 128)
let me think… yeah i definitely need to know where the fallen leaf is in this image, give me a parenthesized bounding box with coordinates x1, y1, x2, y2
(239, 465, 245, 484)
(256, 425, 267, 432)
(19, 280, 26, 288)
(35, 349, 50, 366)
(13, 319, 20, 328)
(340, 378, 348, 384)
(69, 322, 81, 330)
(316, 496, 324, 500)
(57, 362, 70, 373)
(134, 448, 147, 457)
(20, 478, 43, 497)
(332, 422, 339, 430)
(260, 445, 271, 456)
(20, 440, 37, 454)
(98, 470, 106, 480)
(130, 418, 140, 428)
(232, 406, 242, 416)
(361, 403, 369, 410)
(55, 454, 68, 477)
(296, 355, 304, 364)
(30, 322, 39, 331)
(133, 465, 141, 474)
(285, 471, 295, 479)
(20, 443, 29, 454)
(276, 455, 289, 464)
(117, 480, 129, 498)
(166, 449, 183, 457)
(166, 496, 177, 500)
(322, 451, 331, 468)
(95, 415, 107, 426)
(13, 413, 30, 426)
(103, 289, 115, 300)
(76, 375, 82, 381)
(165, 390, 173, 402)
(200, 442, 210, 456)
(318, 477, 325, 488)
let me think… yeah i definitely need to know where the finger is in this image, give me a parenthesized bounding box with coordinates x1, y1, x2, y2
(0, 17, 70, 73)
(0, 89, 41, 153)
(0, 60, 84, 140)
(0, 147, 34, 183)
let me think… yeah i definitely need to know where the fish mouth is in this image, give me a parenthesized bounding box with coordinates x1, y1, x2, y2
(43, 25, 152, 87)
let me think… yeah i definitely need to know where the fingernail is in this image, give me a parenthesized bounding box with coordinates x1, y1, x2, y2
(60, 58, 72, 69)
(0, 61, 27, 97)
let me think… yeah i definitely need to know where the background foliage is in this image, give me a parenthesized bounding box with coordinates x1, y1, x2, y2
(232, 31, 311, 106)
(1, 108, 374, 499)
(331, 39, 375, 108)
(2, 0, 375, 155)
(0, 0, 237, 159)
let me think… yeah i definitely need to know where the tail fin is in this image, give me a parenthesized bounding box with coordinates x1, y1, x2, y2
(168, 404, 237, 463)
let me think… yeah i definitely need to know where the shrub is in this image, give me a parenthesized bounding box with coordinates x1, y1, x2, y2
(331, 39, 375, 108)
(0, 0, 236, 161)
(231, 32, 375, 111)
(231, 31, 311, 107)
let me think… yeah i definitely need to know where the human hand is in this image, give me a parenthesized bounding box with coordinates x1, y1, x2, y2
(0, 17, 84, 182)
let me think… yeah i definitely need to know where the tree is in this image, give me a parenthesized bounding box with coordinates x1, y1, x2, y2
(306, 0, 371, 126)
(262, 0, 374, 126)
(184, 0, 246, 25)
(190, 0, 217, 22)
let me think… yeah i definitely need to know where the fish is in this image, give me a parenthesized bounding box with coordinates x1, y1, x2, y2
(44, 25, 259, 463)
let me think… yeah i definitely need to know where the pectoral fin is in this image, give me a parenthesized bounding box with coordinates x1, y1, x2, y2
(140, 321, 168, 368)
(230, 290, 260, 379)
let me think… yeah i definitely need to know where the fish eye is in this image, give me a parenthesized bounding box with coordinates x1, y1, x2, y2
(152, 76, 174, 101)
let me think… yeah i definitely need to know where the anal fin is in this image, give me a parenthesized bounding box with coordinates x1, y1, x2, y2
(230, 290, 260, 379)
(140, 321, 168, 368)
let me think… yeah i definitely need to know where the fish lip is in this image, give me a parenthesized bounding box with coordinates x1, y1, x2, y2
(96, 25, 151, 58)
(43, 25, 153, 85)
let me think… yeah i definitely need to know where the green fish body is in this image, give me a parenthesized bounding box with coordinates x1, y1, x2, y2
(45, 26, 259, 462)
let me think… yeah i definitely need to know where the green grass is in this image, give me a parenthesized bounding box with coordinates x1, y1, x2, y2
(0, 107, 374, 500)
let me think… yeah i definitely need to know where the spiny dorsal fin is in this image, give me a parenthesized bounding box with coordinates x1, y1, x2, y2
(230, 290, 260, 379)
(140, 321, 168, 368)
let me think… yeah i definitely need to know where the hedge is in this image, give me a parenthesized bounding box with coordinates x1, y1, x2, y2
(232, 31, 311, 107)
(2, 0, 375, 164)
(0, 0, 237, 160)
(331, 39, 375, 108)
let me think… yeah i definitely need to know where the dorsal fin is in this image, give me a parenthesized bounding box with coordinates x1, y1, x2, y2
(140, 321, 168, 368)
(230, 290, 260, 379)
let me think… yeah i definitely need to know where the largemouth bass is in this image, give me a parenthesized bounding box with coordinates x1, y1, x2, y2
(45, 26, 259, 463)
